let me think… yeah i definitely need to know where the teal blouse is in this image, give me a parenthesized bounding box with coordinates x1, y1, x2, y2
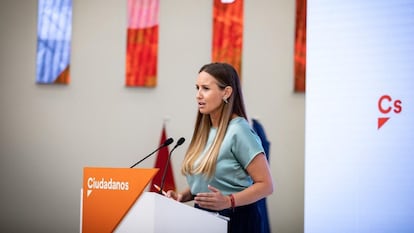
(186, 117, 265, 196)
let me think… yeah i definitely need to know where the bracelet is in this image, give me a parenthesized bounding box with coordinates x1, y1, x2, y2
(229, 194, 235, 212)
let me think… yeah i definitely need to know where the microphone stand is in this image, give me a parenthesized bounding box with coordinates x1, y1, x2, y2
(159, 138, 185, 194)
(130, 138, 173, 168)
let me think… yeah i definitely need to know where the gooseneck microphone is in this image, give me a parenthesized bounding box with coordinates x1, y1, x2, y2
(130, 137, 174, 168)
(159, 137, 185, 194)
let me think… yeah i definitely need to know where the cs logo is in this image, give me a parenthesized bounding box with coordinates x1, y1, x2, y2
(378, 95, 402, 129)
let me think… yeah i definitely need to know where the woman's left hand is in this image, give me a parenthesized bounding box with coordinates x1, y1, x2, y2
(194, 185, 230, 211)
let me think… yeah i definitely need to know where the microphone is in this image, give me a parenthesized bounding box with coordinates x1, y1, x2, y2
(130, 137, 174, 168)
(159, 137, 185, 194)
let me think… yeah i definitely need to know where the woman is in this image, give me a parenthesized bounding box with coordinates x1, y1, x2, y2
(166, 62, 273, 233)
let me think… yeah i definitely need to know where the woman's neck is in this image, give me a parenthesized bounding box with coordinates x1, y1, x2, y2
(210, 116, 219, 128)
(210, 113, 239, 128)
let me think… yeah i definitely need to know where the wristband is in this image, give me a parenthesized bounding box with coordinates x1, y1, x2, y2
(229, 194, 235, 212)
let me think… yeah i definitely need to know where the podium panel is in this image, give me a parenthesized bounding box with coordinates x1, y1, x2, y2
(115, 192, 228, 233)
(81, 167, 227, 233)
(81, 167, 158, 233)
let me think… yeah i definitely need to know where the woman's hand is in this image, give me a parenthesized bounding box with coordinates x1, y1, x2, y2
(194, 185, 230, 211)
(165, 190, 183, 202)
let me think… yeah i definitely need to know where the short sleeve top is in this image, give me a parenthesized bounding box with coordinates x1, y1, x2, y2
(186, 117, 265, 195)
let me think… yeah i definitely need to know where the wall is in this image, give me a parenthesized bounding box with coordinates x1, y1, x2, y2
(0, 0, 304, 232)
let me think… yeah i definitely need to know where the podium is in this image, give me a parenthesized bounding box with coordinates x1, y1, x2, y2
(115, 192, 228, 232)
(81, 167, 228, 233)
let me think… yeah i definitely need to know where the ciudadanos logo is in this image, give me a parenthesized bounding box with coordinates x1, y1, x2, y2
(86, 177, 129, 197)
(378, 94, 402, 129)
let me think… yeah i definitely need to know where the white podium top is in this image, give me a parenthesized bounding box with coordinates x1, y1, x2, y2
(115, 192, 228, 233)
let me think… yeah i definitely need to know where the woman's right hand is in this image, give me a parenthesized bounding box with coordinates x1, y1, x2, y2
(165, 190, 183, 202)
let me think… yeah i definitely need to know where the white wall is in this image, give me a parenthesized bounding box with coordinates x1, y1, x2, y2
(0, 0, 304, 232)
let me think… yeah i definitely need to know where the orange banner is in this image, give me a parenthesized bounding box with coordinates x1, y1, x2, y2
(212, 0, 244, 77)
(126, 0, 159, 87)
(294, 0, 307, 92)
(82, 167, 158, 233)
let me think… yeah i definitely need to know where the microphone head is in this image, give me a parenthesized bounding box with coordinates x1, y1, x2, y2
(163, 137, 174, 146)
(177, 137, 185, 146)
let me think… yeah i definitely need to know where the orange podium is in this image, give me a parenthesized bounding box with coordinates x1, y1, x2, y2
(81, 167, 158, 233)
(80, 167, 228, 233)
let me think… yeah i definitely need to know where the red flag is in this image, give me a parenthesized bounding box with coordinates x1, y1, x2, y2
(149, 126, 176, 193)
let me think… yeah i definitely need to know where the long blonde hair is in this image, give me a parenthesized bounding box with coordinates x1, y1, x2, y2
(181, 62, 247, 178)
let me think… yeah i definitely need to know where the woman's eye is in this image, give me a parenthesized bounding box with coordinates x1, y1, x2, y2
(196, 85, 210, 91)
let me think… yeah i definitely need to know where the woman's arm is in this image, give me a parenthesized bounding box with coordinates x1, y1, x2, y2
(232, 153, 274, 206)
(194, 153, 273, 210)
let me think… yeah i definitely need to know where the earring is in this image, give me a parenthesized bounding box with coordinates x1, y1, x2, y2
(223, 98, 228, 104)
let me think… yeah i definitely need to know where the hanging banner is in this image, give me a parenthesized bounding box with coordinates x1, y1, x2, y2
(212, 0, 243, 77)
(36, 0, 72, 84)
(294, 0, 306, 92)
(126, 0, 159, 87)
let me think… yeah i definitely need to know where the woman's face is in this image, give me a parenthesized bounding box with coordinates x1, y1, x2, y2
(195, 71, 226, 118)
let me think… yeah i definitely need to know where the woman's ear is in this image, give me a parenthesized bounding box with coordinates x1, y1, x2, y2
(224, 86, 233, 99)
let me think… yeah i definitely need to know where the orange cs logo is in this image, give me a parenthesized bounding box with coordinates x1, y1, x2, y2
(378, 95, 402, 129)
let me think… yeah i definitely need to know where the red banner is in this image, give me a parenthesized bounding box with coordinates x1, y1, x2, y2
(294, 0, 307, 92)
(126, 0, 159, 87)
(212, 0, 244, 77)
